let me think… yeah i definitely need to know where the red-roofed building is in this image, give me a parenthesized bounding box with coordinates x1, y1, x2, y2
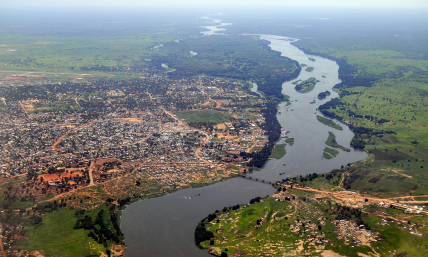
(40, 174, 60, 185)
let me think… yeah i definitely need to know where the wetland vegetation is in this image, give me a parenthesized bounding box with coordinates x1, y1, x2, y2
(317, 115, 343, 130)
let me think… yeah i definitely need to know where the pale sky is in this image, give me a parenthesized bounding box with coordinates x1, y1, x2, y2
(3, 0, 428, 8)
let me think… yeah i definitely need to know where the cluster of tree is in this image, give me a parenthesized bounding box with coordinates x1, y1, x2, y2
(334, 204, 370, 229)
(187, 122, 216, 131)
(249, 196, 262, 204)
(79, 64, 154, 74)
(74, 207, 123, 247)
(118, 197, 131, 207)
(248, 102, 282, 168)
(276, 187, 287, 192)
(194, 220, 215, 247)
(299, 172, 318, 182)
(317, 90, 331, 100)
(33, 200, 65, 214)
(155, 36, 300, 101)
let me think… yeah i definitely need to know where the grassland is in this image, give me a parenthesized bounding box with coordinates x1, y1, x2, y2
(317, 115, 343, 130)
(173, 110, 231, 124)
(16, 208, 103, 256)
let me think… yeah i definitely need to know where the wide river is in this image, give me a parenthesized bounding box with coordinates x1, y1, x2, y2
(121, 34, 368, 256)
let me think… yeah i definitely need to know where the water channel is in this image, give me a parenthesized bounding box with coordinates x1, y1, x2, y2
(121, 24, 368, 257)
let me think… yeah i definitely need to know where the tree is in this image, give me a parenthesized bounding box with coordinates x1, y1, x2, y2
(221, 252, 228, 257)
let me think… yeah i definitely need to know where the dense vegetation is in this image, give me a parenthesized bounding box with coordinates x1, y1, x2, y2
(155, 35, 301, 100)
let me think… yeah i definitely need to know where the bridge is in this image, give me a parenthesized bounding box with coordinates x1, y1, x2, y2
(238, 174, 278, 185)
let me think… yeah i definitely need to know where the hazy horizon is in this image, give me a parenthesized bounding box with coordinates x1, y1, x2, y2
(3, 0, 428, 8)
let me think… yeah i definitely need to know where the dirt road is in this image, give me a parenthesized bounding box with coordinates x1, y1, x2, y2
(208, 96, 221, 109)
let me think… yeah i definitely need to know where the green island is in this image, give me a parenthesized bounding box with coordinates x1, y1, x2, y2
(326, 131, 351, 152)
(285, 137, 295, 145)
(305, 66, 314, 72)
(294, 77, 319, 93)
(270, 143, 287, 159)
(317, 115, 343, 130)
(323, 147, 339, 159)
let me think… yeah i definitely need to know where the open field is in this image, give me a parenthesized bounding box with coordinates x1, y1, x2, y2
(173, 110, 231, 124)
(16, 208, 102, 257)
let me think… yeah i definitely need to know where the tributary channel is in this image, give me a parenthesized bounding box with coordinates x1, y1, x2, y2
(121, 29, 368, 257)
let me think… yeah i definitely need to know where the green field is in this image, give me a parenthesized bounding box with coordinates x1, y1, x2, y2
(317, 115, 343, 130)
(173, 110, 231, 124)
(17, 208, 103, 256)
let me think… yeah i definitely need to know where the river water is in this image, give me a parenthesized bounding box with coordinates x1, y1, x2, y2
(121, 29, 368, 257)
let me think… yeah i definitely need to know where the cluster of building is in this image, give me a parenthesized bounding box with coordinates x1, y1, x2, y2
(0, 75, 269, 201)
(332, 220, 379, 245)
(0, 223, 30, 257)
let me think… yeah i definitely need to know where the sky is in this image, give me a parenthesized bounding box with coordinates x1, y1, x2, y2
(3, 0, 428, 8)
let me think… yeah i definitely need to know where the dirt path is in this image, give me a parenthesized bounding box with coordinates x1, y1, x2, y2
(388, 195, 428, 200)
(0, 238, 6, 257)
(286, 184, 428, 215)
(88, 161, 95, 186)
(51, 121, 96, 151)
(19, 101, 30, 119)
(352, 88, 368, 115)
(208, 97, 221, 109)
